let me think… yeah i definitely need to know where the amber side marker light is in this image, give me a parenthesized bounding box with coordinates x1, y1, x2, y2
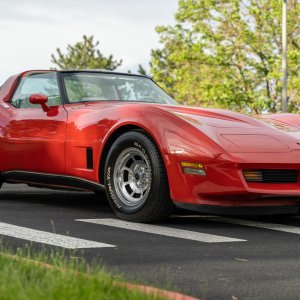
(243, 170, 263, 182)
(181, 162, 206, 175)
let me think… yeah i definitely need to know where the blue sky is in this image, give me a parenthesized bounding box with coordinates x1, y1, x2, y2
(0, 0, 178, 84)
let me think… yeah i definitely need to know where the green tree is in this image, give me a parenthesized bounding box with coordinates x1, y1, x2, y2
(137, 64, 149, 76)
(51, 35, 122, 70)
(151, 0, 300, 113)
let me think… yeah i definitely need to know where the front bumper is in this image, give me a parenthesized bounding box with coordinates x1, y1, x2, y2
(164, 151, 300, 209)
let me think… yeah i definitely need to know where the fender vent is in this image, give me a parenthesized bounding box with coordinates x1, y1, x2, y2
(243, 170, 297, 183)
(86, 147, 93, 169)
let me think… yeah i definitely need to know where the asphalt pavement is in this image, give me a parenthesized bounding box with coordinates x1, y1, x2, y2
(0, 183, 300, 300)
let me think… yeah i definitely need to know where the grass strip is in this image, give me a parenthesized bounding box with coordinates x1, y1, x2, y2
(0, 248, 162, 300)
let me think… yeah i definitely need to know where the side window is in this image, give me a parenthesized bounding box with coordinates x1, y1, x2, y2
(65, 79, 106, 102)
(11, 72, 61, 108)
(64, 74, 120, 103)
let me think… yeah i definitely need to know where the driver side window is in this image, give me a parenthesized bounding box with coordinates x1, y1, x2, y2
(11, 72, 61, 108)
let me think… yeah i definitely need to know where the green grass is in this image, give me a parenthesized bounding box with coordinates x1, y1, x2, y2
(0, 246, 162, 300)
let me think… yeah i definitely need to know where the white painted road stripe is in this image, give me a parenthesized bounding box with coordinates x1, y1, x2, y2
(76, 218, 246, 243)
(0, 222, 115, 249)
(206, 216, 300, 235)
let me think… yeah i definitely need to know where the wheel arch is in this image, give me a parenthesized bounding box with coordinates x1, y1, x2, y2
(98, 124, 165, 185)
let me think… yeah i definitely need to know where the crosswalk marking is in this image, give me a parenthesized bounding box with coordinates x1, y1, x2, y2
(76, 218, 246, 243)
(0, 222, 115, 249)
(198, 216, 300, 235)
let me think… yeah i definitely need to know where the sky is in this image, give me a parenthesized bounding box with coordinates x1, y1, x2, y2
(0, 0, 178, 84)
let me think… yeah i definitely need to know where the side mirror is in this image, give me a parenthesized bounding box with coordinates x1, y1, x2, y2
(29, 94, 50, 112)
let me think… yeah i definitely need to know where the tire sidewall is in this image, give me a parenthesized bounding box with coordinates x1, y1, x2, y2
(105, 132, 163, 216)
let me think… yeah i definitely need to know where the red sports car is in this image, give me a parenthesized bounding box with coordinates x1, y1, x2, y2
(0, 70, 299, 222)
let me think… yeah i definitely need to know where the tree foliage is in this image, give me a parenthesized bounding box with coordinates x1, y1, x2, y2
(51, 35, 122, 71)
(151, 0, 300, 113)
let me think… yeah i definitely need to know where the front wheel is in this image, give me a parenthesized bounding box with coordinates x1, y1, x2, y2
(104, 130, 173, 222)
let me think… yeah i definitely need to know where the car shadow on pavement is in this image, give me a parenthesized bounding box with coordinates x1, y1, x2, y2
(0, 183, 111, 212)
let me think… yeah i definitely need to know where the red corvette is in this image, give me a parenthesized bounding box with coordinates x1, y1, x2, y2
(0, 70, 299, 222)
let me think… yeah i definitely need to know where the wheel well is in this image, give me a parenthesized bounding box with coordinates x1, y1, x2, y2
(99, 125, 151, 184)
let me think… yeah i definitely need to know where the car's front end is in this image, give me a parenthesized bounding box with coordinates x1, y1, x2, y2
(162, 107, 300, 215)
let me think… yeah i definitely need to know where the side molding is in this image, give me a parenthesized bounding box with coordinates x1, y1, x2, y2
(2, 171, 104, 191)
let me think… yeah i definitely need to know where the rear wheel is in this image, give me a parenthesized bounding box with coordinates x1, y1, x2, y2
(104, 130, 173, 222)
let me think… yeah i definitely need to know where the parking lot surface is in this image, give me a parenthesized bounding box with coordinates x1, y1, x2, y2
(1, 183, 300, 300)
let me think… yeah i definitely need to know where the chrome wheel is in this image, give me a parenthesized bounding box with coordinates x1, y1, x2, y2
(113, 147, 152, 208)
(105, 131, 173, 222)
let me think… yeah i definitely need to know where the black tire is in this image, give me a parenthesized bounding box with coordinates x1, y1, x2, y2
(104, 130, 174, 222)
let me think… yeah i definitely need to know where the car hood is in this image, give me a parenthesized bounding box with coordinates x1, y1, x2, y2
(159, 105, 300, 153)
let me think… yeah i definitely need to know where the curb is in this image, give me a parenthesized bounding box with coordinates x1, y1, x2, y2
(118, 282, 199, 300)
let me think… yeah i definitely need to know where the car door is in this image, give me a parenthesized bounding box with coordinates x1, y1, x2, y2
(0, 71, 67, 174)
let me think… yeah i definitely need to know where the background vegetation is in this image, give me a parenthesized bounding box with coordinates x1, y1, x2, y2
(51, 35, 122, 71)
(51, 0, 300, 114)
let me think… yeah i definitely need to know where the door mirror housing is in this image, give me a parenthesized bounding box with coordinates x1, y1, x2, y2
(29, 94, 50, 112)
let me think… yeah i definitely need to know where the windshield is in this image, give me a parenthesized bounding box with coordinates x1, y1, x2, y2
(61, 72, 176, 105)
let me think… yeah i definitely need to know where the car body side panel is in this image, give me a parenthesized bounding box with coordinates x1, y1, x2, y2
(0, 103, 67, 174)
(0, 72, 67, 174)
(64, 102, 220, 183)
